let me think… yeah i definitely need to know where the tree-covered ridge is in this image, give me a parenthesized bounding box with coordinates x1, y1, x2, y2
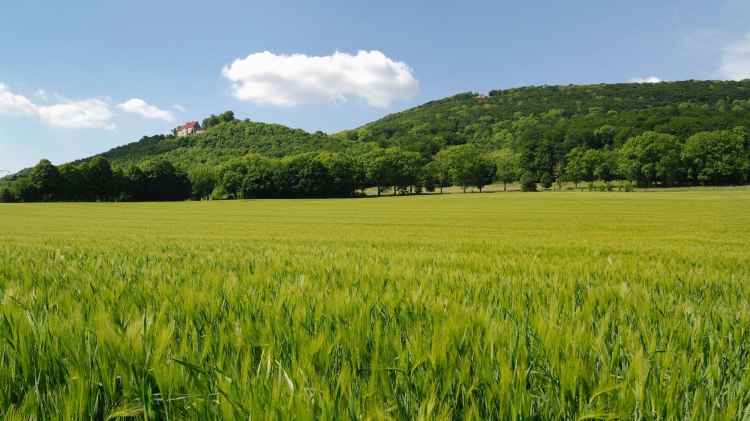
(92, 118, 375, 171)
(2, 80, 750, 203)
(340, 80, 750, 153)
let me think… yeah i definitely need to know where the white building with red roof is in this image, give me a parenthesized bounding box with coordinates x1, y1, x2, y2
(176, 121, 204, 136)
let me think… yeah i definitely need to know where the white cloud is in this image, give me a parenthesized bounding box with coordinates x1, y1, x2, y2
(719, 35, 750, 80)
(118, 98, 174, 121)
(222, 50, 419, 107)
(34, 89, 48, 100)
(173, 104, 187, 112)
(1, 82, 117, 129)
(38, 99, 115, 130)
(630, 76, 663, 83)
(0, 83, 37, 116)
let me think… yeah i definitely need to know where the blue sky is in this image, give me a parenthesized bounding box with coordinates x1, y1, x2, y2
(1, 0, 750, 173)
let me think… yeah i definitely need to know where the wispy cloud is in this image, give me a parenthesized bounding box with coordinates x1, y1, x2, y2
(38, 99, 115, 130)
(173, 104, 187, 112)
(222, 50, 419, 107)
(0, 83, 116, 129)
(118, 98, 174, 121)
(0, 83, 37, 116)
(630, 76, 662, 83)
(719, 34, 750, 80)
(34, 89, 48, 101)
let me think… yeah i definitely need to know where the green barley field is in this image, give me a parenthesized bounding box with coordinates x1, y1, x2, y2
(1, 190, 750, 420)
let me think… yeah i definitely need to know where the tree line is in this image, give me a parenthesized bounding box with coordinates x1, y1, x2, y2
(1, 126, 748, 203)
(0, 145, 491, 202)
(0, 157, 191, 202)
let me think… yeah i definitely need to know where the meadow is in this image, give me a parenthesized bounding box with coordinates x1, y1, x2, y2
(1, 190, 749, 419)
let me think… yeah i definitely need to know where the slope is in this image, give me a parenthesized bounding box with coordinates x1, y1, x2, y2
(85, 119, 375, 170)
(338, 80, 750, 156)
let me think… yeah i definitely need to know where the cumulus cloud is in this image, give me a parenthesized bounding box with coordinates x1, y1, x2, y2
(0, 83, 37, 116)
(222, 50, 419, 107)
(719, 35, 750, 80)
(118, 98, 174, 121)
(630, 76, 662, 84)
(38, 99, 115, 130)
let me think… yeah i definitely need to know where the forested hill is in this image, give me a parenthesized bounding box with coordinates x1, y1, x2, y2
(3, 80, 750, 203)
(337, 80, 750, 155)
(88, 119, 375, 170)
(12, 79, 750, 173)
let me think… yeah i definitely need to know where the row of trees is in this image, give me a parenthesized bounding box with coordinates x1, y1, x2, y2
(1, 127, 748, 202)
(559, 129, 749, 187)
(0, 144, 503, 202)
(205, 145, 497, 200)
(0, 157, 190, 202)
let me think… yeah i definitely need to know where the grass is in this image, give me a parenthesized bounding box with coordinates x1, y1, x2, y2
(1, 191, 749, 419)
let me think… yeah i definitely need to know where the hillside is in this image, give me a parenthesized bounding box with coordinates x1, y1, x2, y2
(86, 119, 376, 170)
(7, 80, 750, 175)
(338, 80, 750, 155)
(2, 80, 750, 203)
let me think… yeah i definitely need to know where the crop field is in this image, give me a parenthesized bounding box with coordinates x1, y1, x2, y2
(1, 190, 750, 420)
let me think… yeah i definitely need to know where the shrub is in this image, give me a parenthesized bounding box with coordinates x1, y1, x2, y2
(520, 172, 537, 192)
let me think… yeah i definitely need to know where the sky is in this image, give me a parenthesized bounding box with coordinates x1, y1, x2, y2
(1, 0, 750, 173)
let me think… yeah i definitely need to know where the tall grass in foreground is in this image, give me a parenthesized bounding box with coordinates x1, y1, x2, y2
(1, 191, 749, 419)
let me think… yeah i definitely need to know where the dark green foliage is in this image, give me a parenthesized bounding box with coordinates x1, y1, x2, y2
(282, 153, 331, 197)
(58, 163, 85, 200)
(420, 162, 439, 192)
(436, 144, 496, 193)
(138, 159, 191, 201)
(0, 184, 18, 202)
(23, 156, 191, 202)
(358, 80, 750, 186)
(589, 148, 618, 182)
(315, 152, 358, 197)
(4, 81, 750, 203)
(94, 119, 375, 171)
(86, 156, 115, 200)
(29, 159, 63, 201)
(539, 173, 553, 190)
(213, 152, 360, 199)
(362, 149, 391, 196)
(123, 166, 147, 201)
(362, 147, 423, 196)
(682, 130, 748, 185)
(565, 147, 618, 187)
(520, 172, 537, 192)
(618, 132, 685, 186)
(492, 148, 521, 191)
(564, 147, 587, 188)
(363, 81, 750, 152)
(23, 156, 194, 202)
(202, 110, 236, 129)
(188, 165, 218, 200)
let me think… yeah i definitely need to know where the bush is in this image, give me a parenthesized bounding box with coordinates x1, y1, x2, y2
(621, 181, 633, 192)
(520, 172, 537, 192)
(209, 185, 229, 200)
